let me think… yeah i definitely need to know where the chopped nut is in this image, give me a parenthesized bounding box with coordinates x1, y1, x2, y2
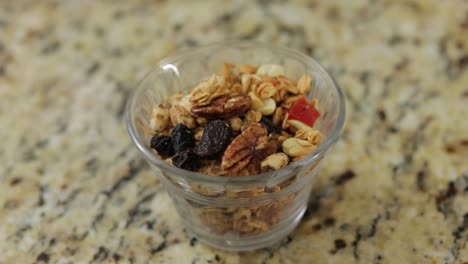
(229, 117, 243, 132)
(233, 208, 270, 234)
(295, 129, 321, 145)
(273, 106, 286, 126)
(287, 119, 314, 132)
(253, 82, 277, 99)
(249, 92, 264, 110)
(170, 105, 196, 128)
(179, 94, 193, 112)
(282, 137, 317, 157)
(239, 64, 258, 74)
(257, 98, 276, 115)
(196, 117, 208, 126)
(149, 105, 170, 132)
(221, 63, 235, 81)
(297, 74, 312, 94)
(230, 83, 243, 95)
(245, 110, 262, 123)
(310, 98, 319, 109)
(259, 74, 274, 83)
(222, 123, 277, 175)
(277, 76, 298, 94)
(194, 127, 204, 141)
(164, 157, 173, 165)
(167, 92, 184, 106)
(281, 112, 290, 130)
(241, 74, 261, 94)
(191, 185, 225, 197)
(191, 95, 251, 119)
(277, 131, 292, 146)
(197, 207, 233, 234)
(265, 185, 281, 193)
(261, 153, 289, 172)
(226, 187, 265, 198)
(271, 86, 287, 103)
(190, 74, 230, 106)
(198, 164, 227, 176)
(257, 64, 285, 77)
(281, 95, 302, 109)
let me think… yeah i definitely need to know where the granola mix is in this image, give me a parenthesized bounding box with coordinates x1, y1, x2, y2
(148, 63, 323, 235)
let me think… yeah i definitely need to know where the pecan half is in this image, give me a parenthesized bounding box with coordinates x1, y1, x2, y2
(222, 123, 277, 176)
(191, 95, 251, 119)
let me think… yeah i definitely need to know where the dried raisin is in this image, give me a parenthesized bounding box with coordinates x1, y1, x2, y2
(171, 123, 195, 153)
(194, 120, 232, 158)
(172, 149, 200, 171)
(150, 135, 174, 157)
(259, 117, 281, 134)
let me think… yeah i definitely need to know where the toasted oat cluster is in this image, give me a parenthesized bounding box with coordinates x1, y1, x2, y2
(149, 63, 322, 176)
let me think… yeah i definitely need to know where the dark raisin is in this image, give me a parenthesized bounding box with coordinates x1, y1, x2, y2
(172, 149, 200, 171)
(259, 117, 281, 134)
(171, 124, 195, 153)
(194, 120, 232, 158)
(150, 135, 174, 157)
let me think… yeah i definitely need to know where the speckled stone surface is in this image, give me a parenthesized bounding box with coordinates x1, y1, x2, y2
(1, 0, 467, 263)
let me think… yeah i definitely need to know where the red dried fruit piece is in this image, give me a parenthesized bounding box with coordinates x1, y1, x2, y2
(288, 97, 320, 127)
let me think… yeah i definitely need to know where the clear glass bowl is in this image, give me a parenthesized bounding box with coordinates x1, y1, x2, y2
(126, 42, 345, 251)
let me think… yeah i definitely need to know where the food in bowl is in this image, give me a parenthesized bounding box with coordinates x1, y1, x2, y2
(126, 43, 345, 249)
(145, 63, 324, 236)
(148, 63, 323, 177)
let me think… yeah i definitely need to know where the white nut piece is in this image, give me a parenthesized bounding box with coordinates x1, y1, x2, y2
(256, 98, 276, 115)
(261, 153, 289, 172)
(245, 110, 262, 122)
(170, 105, 196, 128)
(149, 105, 170, 132)
(256, 64, 285, 77)
(282, 137, 317, 157)
(287, 119, 314, 132)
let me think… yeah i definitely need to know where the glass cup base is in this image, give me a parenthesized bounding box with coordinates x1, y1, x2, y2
(183, 206, 307, 251)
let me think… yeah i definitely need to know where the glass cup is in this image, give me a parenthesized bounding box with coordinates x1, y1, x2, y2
(126, 42, 345, 251)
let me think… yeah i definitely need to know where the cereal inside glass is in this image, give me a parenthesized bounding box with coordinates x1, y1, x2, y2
(126, 43, 345, 251)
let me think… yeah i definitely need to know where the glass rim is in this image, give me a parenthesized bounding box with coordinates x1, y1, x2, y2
(125, 41, 346, 184)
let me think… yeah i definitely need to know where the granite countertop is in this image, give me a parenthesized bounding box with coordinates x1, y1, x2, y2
(1, 0, 467, 263)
